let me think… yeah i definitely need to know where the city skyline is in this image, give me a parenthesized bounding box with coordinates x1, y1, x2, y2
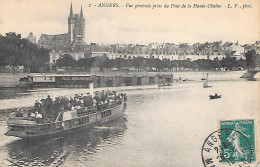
(0, 0, 259, 45)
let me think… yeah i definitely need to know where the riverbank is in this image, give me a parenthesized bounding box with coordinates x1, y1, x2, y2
(0, 71, 248, 87)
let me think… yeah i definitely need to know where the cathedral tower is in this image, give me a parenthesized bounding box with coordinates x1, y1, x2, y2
(68, 3, 85, 44)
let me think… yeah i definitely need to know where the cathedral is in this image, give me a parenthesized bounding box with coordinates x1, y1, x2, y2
(68, 3, 85, 44)
(38, 3, 85, 61)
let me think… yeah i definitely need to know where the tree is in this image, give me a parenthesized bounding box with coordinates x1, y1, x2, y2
(220, 57, 237, 70)
(56, 54, 76, 68)
(245, 49, 260, 69)
(0, 32, 50, 73)
(92, 55, 111, 71)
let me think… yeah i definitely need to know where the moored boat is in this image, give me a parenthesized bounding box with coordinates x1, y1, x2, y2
(203, 73, 212, 88)
(5, 90, 127, 139)
(203, 80, 212, 88)
(201, 73, 206, 80)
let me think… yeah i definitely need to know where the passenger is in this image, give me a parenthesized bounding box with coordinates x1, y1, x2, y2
(83, 96, 88, 107)
(46, 95, 53, 104)
(105, 89, 110, 99)
(88, 95, 94, 106)
(23, 113, 28, 118)
(36, 112, 43, 124)
(94, 93, 101, 105)
(69, 97, 74, 104)
(101, 90, 105, 102)
(116, 93, 121, 100)
(93, 98, 97, 106)
(113, 91, 117, 100)
(109, 98, 114, 103)
(45, 95, 54, 115)
(30, 112, 36, 118)
(60, 105, 65, 111)
(34, 100, 41, 110)
(75, 105, 81, 110)
(71, 106, 75, 111)
(16, 112, 23, 117)
(84, 93, 90, 106)
(80, 98, 84, 104)
(124, 93, 127, 101)
(108, 93, 113, 100)
(53, 97, 61, 111)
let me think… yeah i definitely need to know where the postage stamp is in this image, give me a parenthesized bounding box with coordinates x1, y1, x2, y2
(220, 119, 255, 163)
(201, 119, 255, 167)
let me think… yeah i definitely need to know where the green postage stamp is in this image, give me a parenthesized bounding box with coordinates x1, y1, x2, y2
(220, 119, 255, 163)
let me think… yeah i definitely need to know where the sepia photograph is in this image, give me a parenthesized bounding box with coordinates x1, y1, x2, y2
(0, 0, 259, 166)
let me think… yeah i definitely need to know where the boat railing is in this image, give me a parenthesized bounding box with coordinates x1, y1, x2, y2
(7, 117, 37, 125)
(98, 98, 124, 110)
(14, 112, 97, 135)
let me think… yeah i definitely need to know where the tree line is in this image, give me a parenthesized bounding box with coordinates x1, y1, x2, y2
(56, 52, 259, 72)
(1, 32, 259, 73)
(0, 32, 50, 73)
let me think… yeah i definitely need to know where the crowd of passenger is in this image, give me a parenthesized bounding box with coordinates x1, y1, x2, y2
(15, 90, 127, 124)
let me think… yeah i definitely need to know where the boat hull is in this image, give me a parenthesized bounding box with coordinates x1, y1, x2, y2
(5, 102, 127, 139)
(209, 95, 222, 99)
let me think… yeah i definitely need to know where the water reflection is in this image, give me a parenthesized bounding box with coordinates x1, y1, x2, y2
(0, 87, 29, 99)
(2, 116, 127, 167)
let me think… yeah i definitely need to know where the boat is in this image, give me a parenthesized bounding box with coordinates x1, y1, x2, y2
(209, 93, 222, 99)
(158, 82, 172, 88)
(4, 86, 127, 139)
(19, 73, 174, 88)
(203, 73, 212, 88)
(203, 80, 212, 88)
(201, 73, 206, 80)
(19, 76, 33, 88)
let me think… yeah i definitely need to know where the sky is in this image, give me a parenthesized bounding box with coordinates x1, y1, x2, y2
(0, 0, 259, 45)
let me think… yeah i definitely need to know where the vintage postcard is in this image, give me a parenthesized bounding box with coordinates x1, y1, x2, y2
(0, 0, 259, 166)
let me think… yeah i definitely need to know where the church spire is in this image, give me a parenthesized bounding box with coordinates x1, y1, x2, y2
(69, 2, 73, 18)
(80, 5, 83, 18)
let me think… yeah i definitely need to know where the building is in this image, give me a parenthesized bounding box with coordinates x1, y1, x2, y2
(223, 41, 245, 59)
(91, 52, 111, 58)
(230, 42, 244, 56)
(23, 73, 174, 88)
(27, 32, 36, 44)
(38, 3, 85, 61)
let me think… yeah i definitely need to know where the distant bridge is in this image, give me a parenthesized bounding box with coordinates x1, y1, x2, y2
(240, 69, 260, 79)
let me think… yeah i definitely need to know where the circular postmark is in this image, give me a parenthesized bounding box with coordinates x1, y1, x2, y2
(201, 128, 254, 167)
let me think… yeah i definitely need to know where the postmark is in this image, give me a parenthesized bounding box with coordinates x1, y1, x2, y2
(201, 119, 255, 167)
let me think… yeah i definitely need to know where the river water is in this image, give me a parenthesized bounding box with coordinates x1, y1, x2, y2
(0, 72, 259, 167)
